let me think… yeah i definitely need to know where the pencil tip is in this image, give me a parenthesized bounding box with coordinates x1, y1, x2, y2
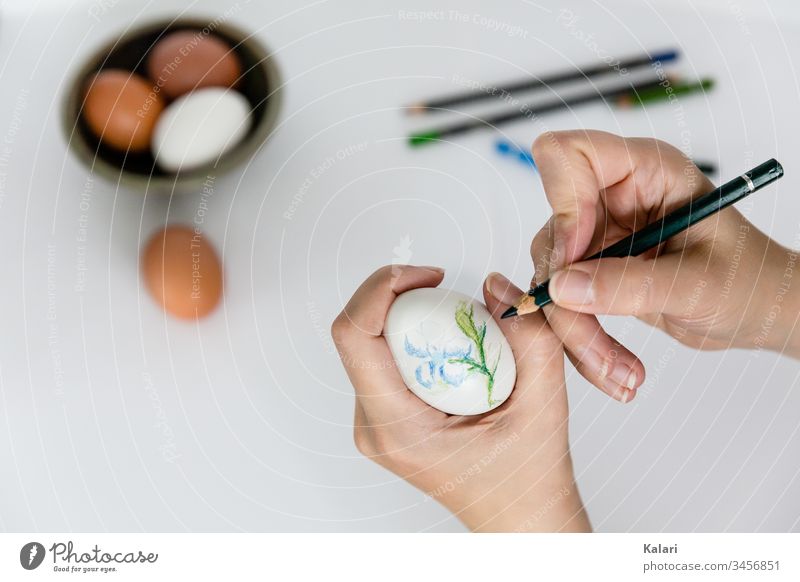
(406, 102, 426, 115)
(500, 306, 517, 319)
(514, 294, 541, 317)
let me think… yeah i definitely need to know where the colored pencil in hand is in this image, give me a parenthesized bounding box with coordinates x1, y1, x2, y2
(502, 159, 784, 319)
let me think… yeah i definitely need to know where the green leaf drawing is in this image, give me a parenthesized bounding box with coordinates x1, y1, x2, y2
(448, 301, 500, 407)
(454, 303, 481, 345)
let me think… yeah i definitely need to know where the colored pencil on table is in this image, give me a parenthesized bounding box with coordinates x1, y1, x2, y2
(501, 159, 784, 319)
(408, 50, 679, 114)
(495, 139, 717, 175)
(495, 139, 537, 169)
(409, 78, 712, 146)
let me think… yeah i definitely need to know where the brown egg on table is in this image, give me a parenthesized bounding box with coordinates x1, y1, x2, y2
(142, 226, 223, 319)
(82, 69, 163, 152)
(147, 30, 242, 99)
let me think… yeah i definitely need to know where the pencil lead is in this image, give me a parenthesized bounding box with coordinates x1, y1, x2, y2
(500, 306, 517, 319)
(501, 293, 541, 319)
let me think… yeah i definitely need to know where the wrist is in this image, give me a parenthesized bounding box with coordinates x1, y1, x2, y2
(750, 244, 800, 357)
(448, 459, 591, 532)
(772, 250, 800, 357)
(474, 479, 590, 533)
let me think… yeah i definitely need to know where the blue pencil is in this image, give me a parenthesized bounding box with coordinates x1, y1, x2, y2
(495, 138, 717, 175)
(495, 139, 537, 171)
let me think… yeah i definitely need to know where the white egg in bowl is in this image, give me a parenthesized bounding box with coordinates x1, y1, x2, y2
(384, 287, 516, 415)
(151, 87, 252, 173)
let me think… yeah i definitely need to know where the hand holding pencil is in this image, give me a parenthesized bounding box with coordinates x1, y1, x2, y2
(486, 131, 793, 402)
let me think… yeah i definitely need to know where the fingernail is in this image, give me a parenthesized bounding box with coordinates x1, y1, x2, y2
(597, 358, 609, 381)
(620, 388, 632, 404)
(607, 363, 633, 388)
(419, 265, 445, 274)
(486, 272, 521, 305)
(549, 270, 595, 306)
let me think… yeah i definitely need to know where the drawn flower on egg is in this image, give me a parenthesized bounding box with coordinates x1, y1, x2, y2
(404, 301, 501, 406)
(404, 326, 473, 389)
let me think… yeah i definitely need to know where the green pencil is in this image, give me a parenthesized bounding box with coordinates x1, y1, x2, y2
(409, 78, 713, 147)
(616, 78, 713, 107)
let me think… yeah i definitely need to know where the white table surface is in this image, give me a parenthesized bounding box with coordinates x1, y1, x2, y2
(1, 0, 799, 532)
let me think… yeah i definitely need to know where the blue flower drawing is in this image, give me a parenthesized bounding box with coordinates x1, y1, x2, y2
(404, 331, 472, 389)
(403, 302, 501, 406)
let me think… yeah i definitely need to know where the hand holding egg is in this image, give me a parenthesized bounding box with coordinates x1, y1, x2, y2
(331, 265, 590, 532)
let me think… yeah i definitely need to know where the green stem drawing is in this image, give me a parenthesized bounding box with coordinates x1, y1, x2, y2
(449, 301, 501, 406)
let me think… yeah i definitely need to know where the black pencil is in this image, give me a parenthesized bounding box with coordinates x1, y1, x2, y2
(501, 158, 785, 319)
(694, 161, 717, 175)
(408, 50, 678, 114)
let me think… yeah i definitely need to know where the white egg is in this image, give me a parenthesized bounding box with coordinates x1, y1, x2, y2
(385, 287, 516, 415)
(152, 87, 251, 172)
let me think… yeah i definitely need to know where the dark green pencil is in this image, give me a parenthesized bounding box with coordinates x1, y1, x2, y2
(409, 78, 712, 147)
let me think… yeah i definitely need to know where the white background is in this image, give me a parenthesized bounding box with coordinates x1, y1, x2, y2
(0, 0, 799, 532)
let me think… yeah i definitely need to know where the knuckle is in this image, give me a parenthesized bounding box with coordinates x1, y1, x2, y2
(370, 264, 408, 298)
(353, 427, 375, 457)
(622, 265, 656, 314)
(330, 313, 356, 346)
(376, 263, 413, 287)
(374, 264, 396, 280)
(355, 429, 406, 471)
(532, 130, 579, 164)
(531, 222, 554, 252)
(377, 443, 413, 473)
(531, 133, 553, 163)
(521, 317, 561, 355)
(531, 227, 549, 253)
(531, 225, 556, 281)
(368, 429, 392, 456)
(636, 136, 681, 158)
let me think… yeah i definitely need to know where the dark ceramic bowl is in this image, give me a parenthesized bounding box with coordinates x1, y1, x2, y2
(62, 16, 282, 193)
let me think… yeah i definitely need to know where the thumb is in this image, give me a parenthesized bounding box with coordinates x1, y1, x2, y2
(547, 252, 707, 318)
(483, 272, 563, 375)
